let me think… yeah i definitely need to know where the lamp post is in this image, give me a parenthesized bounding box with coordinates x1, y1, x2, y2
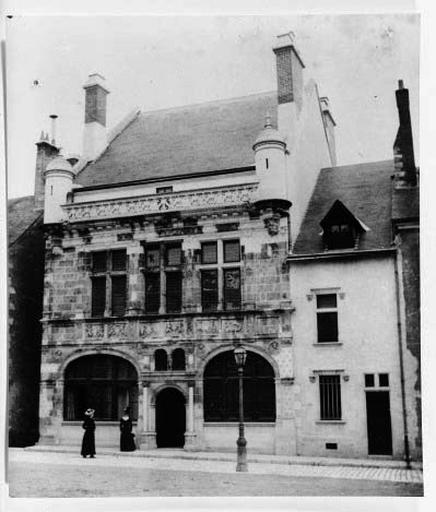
(234, 344, 248, 472)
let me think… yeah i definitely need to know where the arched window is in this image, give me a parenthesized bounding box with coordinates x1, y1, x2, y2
(154, 349, 168, 371)
(203, 350, 276, 422)
(171, 348, 185, 371)
(64, 355, 138, 421)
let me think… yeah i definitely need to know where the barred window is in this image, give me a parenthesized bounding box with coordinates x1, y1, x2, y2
(319, 375, 342, 420)
(201, 242, 218, 264)
(316, 293, 338, 342)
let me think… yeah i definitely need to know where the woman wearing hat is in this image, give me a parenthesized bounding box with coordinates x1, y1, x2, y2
(119, 407, 136, 452)
(81, 408, 96, 458)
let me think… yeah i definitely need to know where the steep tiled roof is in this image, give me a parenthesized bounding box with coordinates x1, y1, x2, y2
(77, 91, 277, 187)
(293, 160, 395, 255)
(8, 195, 41, 245)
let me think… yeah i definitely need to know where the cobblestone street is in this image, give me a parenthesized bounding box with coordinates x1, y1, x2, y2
(7, 449, 423, 497)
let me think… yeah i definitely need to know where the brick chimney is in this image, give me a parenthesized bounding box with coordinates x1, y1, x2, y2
(393, 80, 417, 187)
(82, 73, 109, 162)
(273, 32, 305, 139)
(34, 122, 60, 211)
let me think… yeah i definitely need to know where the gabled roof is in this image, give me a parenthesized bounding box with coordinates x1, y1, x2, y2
(293, 160, 395, 255)
(319, 199, 370, 233)
(8, 195, 41, 245)
(77, 91, 278, 188)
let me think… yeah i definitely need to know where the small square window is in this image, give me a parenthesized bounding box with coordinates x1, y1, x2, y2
(379, 373, 389, 387)
(166, 244, 182, 266)
(365, 374, 375, 387)
(201, 242, 217, 264)
(223, 240, 240, 263)
(156, 186, 173, 194)
(111, 249, 127, 271)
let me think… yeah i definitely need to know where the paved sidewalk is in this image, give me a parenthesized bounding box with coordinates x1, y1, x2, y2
(16, 446, 423, 484)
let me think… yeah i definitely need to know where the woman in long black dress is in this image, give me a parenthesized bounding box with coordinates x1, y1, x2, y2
(120, 407, 136, 451)
(81, 408, 96, 458)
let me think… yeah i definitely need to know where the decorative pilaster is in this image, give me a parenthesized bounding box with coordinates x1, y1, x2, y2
(126, 244, 144, 315)
(184, 380, 197, 450)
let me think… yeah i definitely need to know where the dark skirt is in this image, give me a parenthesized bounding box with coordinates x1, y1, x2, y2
(81, 429, 96, 456)
(120, 432, 136, 452)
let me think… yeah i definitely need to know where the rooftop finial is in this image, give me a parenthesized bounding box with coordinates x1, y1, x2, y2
(264, 112, 272, 128)
(398, 79, 404, 90)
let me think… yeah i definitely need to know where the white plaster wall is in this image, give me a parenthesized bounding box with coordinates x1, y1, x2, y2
(290, 257, 405, 459)
(44, 171, 74, 223)
(286, 81, 332, 243)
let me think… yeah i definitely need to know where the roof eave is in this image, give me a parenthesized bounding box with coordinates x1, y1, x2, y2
(287, 247, 396, 262)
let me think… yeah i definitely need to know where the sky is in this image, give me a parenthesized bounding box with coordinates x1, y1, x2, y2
(5, 14, 419, 199)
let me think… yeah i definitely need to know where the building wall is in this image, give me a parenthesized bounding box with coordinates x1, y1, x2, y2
(398, 228, 421, 460)
(290, 256, 411, 459)
(38, 203, 296, 453)
(8, 217, 45, 446)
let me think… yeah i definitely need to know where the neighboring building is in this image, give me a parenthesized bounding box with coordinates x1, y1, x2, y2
(12, 32, 419, 460)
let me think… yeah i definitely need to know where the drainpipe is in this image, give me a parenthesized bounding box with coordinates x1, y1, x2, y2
(394, 235, 412, 469)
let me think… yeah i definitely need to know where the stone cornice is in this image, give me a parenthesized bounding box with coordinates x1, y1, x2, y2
(63, 183, 258, 223)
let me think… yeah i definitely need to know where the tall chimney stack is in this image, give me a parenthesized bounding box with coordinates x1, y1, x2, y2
(82, 73, 109, 162)
(273, 32, 305, 141)
(393, 80, 417, 187)
(34, 119, 60, 211)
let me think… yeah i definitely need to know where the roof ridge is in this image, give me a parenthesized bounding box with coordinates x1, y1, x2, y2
(320, 159, 394, 172)
(138, 90, 276, 117)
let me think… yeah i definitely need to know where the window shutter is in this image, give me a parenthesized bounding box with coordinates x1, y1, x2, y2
(91, 276, 106, 316)
(166, 271, 182, 313)
(111, 275, 127, 316)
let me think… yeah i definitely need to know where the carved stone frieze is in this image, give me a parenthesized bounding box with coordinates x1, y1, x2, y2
(65, 184, 257, 223)
(85, 323, 104, 339)
(196, 319, 219, 336)
(139, 322, 159, 339)
(107, 322, 128, 339)
(221, 318, 243, 335)
(165, 320, 184, 337)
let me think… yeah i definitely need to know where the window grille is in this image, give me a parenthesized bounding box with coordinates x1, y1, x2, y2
(316, 293, 338, 342)
(319, 375, 342, 420)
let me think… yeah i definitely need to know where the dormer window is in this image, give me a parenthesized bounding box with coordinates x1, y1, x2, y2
(320, 200, 369, 251)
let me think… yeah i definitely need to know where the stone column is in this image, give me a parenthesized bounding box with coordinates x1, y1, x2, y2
(184, 380, 197, 450)
(139, 382, 156, 450)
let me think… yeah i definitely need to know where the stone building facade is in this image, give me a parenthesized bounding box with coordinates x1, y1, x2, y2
(25, 33, 421, 460)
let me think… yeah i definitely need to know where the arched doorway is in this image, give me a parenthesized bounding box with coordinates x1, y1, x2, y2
(155, 388, 186, 448)
(63, 354, 138, 421)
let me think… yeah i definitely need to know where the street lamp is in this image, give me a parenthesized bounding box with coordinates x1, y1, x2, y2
(234, 344, 248, 472)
